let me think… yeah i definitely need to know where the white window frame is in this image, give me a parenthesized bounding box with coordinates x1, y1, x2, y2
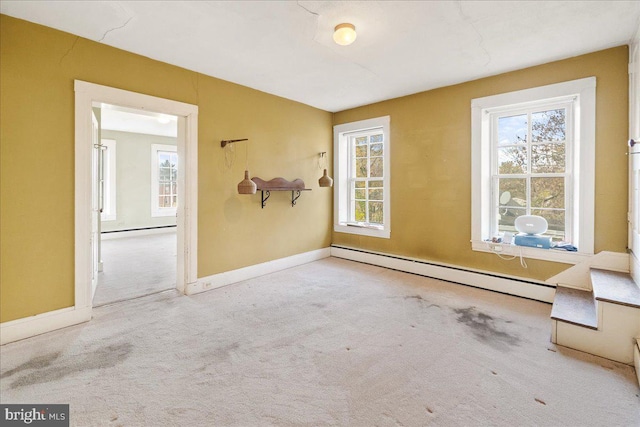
(151, 143, 178, 217)
(471, 77, 596, 263)
(489, 100, 575, 242)
(334, 116, 391, 239)
(100, 139, 117, 221)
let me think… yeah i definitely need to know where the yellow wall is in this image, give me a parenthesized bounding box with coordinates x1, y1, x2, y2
(0, 14, 630, 323)
(0, 15, 333, 322)
(333, 47, 629, 281)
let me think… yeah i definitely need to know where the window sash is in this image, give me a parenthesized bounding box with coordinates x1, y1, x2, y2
(151, 144, 178, 217)
(346, 129, 384, 226)
(489, 100, 574, 242)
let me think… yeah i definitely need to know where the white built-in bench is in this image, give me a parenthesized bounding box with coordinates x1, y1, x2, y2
(551, 268, 640, 365)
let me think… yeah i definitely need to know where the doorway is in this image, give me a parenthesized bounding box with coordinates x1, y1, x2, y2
(94, 104, 179, 306)
(74, 81, 198, 315)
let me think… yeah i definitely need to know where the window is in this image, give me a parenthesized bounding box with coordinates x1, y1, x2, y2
(334, 116, 390, 238)
(471, 78, 595, 261)
(100, 139, 116, 221)
(151, 144, 178, 217)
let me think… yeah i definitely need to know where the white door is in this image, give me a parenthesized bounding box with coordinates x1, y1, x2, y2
(91, 112, 100, 298)
(629, 38, 640, 279)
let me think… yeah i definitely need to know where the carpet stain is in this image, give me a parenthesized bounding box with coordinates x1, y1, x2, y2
(453, 307, 520, 348)
(404, 295, 440, 309)
(1, 351, 62, 378)
(535, 398, 546, 405)
(204, 342, 240, 363)
(9, 342, 133, 389)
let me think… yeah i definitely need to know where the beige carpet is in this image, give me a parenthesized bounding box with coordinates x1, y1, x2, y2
(1, 258, 638, 426)
(94, 231, 177, 306)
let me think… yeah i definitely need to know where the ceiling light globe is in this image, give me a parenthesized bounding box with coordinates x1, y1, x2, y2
(333, 23, 356, 46)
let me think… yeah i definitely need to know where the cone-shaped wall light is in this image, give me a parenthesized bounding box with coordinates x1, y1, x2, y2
(221, 138, 257, 195)
(238, 170, 257, 194)
(319, 169, 333, 187)
(318, 152, 333, 187)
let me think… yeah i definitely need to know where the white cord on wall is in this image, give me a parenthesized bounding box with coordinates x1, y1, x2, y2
(485, 241, 528, 268)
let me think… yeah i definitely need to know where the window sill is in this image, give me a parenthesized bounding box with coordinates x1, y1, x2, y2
(152, 209, 177, 218)
(471, 240, 591, 265)
(335, 223, 390, 239)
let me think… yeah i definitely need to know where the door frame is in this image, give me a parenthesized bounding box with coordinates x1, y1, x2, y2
(74, 80, 198, 312)
(629, 27, 640, 283)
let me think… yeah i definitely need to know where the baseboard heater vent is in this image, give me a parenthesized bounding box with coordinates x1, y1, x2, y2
(330, 245, 555, 303)
(102, 225, 177, 234)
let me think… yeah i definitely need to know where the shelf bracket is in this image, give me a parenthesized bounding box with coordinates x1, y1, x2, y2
(260, 190, 271, 209)
(291, 190, 302, 207)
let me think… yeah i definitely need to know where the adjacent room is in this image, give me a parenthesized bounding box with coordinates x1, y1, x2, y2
(94, 104, 179, 306)
(1, 1, 639, 426)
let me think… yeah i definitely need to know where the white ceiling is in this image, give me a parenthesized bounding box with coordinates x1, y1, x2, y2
(2, 1, 639, 112)
(99, 103, 178, 137)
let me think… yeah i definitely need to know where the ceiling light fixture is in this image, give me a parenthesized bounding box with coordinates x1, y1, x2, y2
(333, 23, 357, 46)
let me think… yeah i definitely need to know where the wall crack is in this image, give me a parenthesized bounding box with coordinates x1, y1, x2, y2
(98, 16, 134, 43)
(456, 1, 491, 67)
(59, 36, 80, 65)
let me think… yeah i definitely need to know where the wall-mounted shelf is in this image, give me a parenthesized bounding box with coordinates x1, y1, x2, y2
(251, 177, 311, 208)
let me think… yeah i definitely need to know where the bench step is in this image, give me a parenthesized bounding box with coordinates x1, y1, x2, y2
(591, 268, 640, 308)
(551, 286, 597, 330)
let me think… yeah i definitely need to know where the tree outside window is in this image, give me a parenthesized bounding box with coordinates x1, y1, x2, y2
(495, 107, 570, 241)
(350, 131, 384, 225)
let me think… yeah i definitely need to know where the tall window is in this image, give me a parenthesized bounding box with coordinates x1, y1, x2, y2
(151, 144, 178, 217)
(334, 116, 390, 238)
(471, 77, 595, 261)
(493, 102, 572, 242)
(350, 129, 385, 225)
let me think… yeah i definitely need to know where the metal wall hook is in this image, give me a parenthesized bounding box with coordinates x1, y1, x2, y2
(221, 138, 248, 148)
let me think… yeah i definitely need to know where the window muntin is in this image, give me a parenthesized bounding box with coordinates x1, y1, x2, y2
(334, 116, 390, 239)
(158, 150, 178, 209)
(471, 77, 596, 262)
(491, 102, 573, 242)
(348, 129, 385, 226)
(151, 144, 177, 217)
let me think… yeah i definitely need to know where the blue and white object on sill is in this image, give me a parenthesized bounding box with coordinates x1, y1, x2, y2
(514, 234, 552, 249)
(513, 215, 552, 249)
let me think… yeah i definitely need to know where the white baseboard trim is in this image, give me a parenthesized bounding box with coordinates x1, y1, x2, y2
(330, 245, 556, 303)
(186, 248, 331, 295)
(1, 306, 92, 345)
(631, 252, 640, 287)
(101, 227, 176, 240)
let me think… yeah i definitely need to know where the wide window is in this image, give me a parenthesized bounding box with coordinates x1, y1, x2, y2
(151, 144, 178, 217)
(471, 78, 595, 262)
(334, 116, 390, 238)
